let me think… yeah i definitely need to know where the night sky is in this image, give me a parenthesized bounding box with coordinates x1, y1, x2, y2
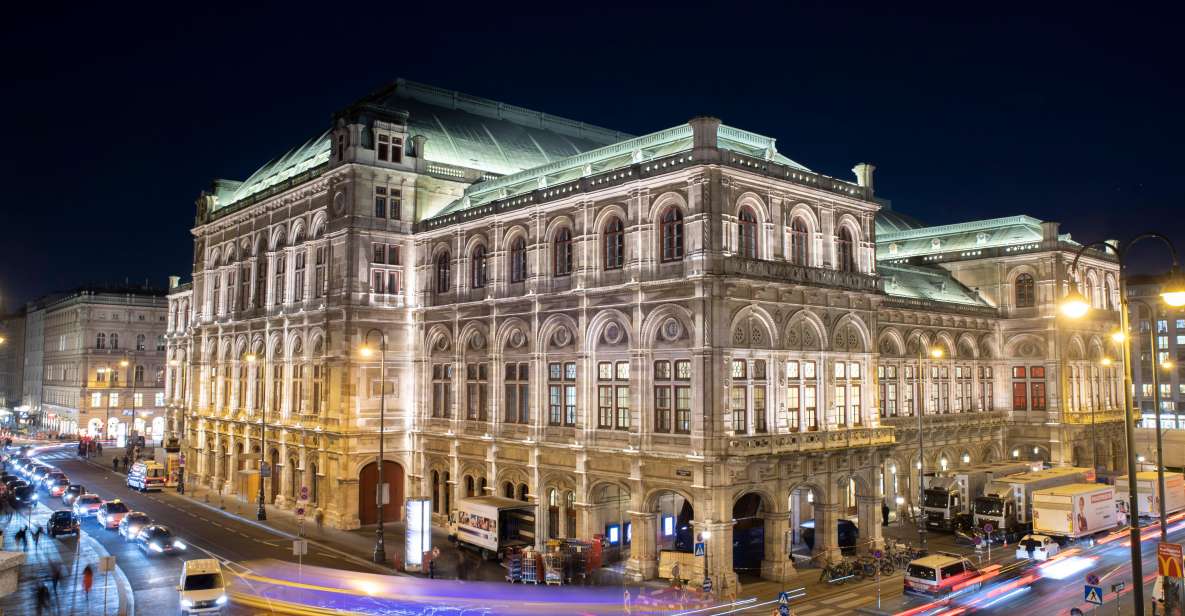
(3, 2, 1182, 310)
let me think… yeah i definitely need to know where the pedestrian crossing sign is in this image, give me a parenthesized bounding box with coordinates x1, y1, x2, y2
(1084, 584, 1103, 605)
(694, 542, 705, 556)
(778, 591, 792, 605)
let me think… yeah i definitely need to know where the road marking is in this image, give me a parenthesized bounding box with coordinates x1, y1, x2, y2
(823, 591, 859, 602)
(832, 596, 871, 609)
(795, 607, 837, 616)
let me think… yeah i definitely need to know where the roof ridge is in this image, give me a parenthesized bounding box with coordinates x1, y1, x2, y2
(877, 215, 1043, 242)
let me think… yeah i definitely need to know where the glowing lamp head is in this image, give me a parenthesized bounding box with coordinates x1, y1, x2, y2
(1060, 289, 1090, 319)
(119, 360, 129, 368)
(1101, 357, 1113, 367)
(360, 346, 374, 358)
(930, 348, 944, 359)
(1162, 268, 1185, 307)
(1111, 331, 1126, 343)
(1163, 360, 1175, 371)
(245, 354, 257, 364)
(0, 336, 5, 344)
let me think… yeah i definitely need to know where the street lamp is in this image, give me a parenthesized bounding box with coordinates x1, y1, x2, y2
(916, 344, 942, 550)
(1061, 233, 1185, 616)
(360, 329, 388, 564)
(245, 354, 266, 521)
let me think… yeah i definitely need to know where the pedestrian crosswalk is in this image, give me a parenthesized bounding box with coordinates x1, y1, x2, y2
(786, 589, 875, 616)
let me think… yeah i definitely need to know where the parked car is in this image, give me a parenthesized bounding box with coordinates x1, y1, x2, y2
(47, 510, 79, 538)
(118, 512, 152, 541)
(72, 494, 103, 518)
(97, 500, 131, 530)
(62, 484, 86, 506)
(801, 518, 860, 552)
(48, 479, 70, 498)
(135, 525, 187, 556)
(10, 485, 37, 509)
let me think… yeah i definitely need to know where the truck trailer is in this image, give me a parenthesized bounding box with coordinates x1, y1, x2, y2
(922, 461, 1039, 531)
(973, 467, 1094, 538)
(448, 496, 537, 559)
(1030, 483, 1118, 541)
(1114, 471, 1185, 519)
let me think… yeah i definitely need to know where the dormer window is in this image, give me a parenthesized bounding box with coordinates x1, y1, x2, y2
(377, 133, 403, 164)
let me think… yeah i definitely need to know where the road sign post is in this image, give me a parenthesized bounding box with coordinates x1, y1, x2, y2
(99, 555, 115, 616)
(873, 549, 884, 608)
(778, 590, 792, 616)
(983, 523, 994, 560)
(1085, 584, 1104, 605)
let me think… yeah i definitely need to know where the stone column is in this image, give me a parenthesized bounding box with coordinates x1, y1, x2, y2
(694, 520, 737, 595)
(857, 495, 884, 552)
(760, 511, 796, 581)
(625, 512, 657, 581)
(815, 502, 843, 563)
(224, 435, 238, 495)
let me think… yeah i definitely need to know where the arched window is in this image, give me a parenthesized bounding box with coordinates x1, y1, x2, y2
(660, 208, 684, 262)
(510, 237, 527, 283)
(465, 475, 475, 497)
(790, 217, 810, 265)
(1103, 278, 1115, 311)
(603, 217, 624, 270)
(431, 471, 440, 513)
(96, 333, 106, 349)
(1015, 273, 1036, 308)
(737, 207, 758, 258)
(134, 365, 144, 384)
(435, 252, 451, 293)
(836, 226, 856, 272)
(110, 333, 119, 349)
(136, 334, 146, 351)
(471, 245, 487, 289)
(554, 228, 573, 276)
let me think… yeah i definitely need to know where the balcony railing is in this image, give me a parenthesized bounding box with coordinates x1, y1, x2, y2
(726, 426, 894, 456)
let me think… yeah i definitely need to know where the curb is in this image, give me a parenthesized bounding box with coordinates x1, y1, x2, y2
(80, 530, 136, 616)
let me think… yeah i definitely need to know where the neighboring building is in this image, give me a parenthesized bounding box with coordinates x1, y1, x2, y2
(20, 302, 46, 425)
(1127, 274, 1185, 427)
(41, 287, 169, 441)
(167, 78, 1123, 591)
(0, 311, 25, 411)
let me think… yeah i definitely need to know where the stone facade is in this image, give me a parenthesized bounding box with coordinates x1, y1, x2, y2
(166, 79, 1125, 592)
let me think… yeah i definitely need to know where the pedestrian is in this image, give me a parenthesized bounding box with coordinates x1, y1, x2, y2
(32, 526, 41, 547)
(15, 527, 26, 551)
(428, 553, 436, 579)
(82, 564, 94, 599)
(113, 457, 119, 472)
(35, 583, 51, 615)
(51, 562, 63, 594)
(882, 499, 890, 526)
(96, 442, 102, 456)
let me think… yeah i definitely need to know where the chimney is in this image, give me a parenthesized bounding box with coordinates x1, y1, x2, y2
(1041, 221, 1060, 243)
(852, 163, 876, 193)
(688, 117, 721, 158)
(411, 134, 427, 159)
(168, 276, 180, 289)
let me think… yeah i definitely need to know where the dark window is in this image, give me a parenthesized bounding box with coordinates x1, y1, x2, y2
(790, 217, 810, 265)
(436, 253, 451, 293)
(554, 228, 573, 276)
(836, 226, 856, 272)
(510, 238, 527, 283)
(603, 217, 624, 270)
(1015, 274, 1036, 308)
(737, 207, 758, 258)
(660, 208, 684, 261)
(374, 187, 386, 218)
(471, 245, 487, 288)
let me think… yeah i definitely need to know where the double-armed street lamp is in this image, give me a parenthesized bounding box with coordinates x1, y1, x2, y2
(1060, 232, 1185, 616)
(359, 329, 389, 564)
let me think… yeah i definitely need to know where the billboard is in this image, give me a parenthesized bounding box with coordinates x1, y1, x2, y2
(405, 498, 432, 572)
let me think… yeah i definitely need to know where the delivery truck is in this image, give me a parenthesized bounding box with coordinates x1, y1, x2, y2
(973, 467, 1093, 538)
(1030, 483, 1119, 541)
(922, 461, 1039, 531)
(448, 496, 536, 559)
(1114, 471, 1185, 519)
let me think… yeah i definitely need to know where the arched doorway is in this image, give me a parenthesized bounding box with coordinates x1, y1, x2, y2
(591, 483, 631, 561)
(358, 460, 404, 525)
(789, 484, 826, 557)
(288, 456, 300, 499)
(652, 490, 694, 553)
(732, 493, 766, 579)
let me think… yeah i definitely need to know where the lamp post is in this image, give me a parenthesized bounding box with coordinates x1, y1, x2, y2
(122, 358, 135, 447)
(360, 329, 388, 564)
(246, 354, 266, 521)
(916, 344, 942, 550)
(1060, 232, 1185, 616)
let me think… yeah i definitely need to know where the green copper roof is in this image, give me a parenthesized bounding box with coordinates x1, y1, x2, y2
(879, 262, 992, 307)
(876, 215, 1047, 260)
(210, 79, 633, 212)
(875, 208, 928, 234)
(436, 122, 812, 215)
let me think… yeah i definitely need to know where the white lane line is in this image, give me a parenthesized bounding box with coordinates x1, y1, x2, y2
(832, 596, 871, 609)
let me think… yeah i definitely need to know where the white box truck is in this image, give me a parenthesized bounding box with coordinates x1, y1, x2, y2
(923, 461, 1039, 531)
(1115, 471, 1185, 519)
(1030, 483, 1118, 541)
(973, 467, 1094, 537)
(448, 496, 536, 559)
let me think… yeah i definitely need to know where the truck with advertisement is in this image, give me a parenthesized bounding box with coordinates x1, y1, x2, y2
(1115, 471, 1185, 519)
(973, 466, 1093, 538)
(1029, 483, 1118, 542)
(922, 461, 1039, 531)
(448, 496, 536, 559)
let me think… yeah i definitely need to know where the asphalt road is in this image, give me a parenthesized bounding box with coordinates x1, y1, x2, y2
(32, 446, 384, 615)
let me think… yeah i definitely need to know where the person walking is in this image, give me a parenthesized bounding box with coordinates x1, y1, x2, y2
(113, 457, 119, 472)
(32, 526, 42, 547)
(51, 561, 63, 595)
(15, 527, 26, 551)
(82, 564, 94, 601)
(35, 582, 51, 616)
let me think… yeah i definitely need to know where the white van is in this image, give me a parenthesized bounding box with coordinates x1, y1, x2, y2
(904, 552, 982, 596)
(177, 558, 227, 614)
(127, 461, 167, 492)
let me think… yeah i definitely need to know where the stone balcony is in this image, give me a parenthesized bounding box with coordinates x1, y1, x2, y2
(725, 425, 894, 457)
(882, 410, 1008, 432)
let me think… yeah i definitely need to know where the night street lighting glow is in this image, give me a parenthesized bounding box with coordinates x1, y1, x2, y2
(1060, 289, 1090, 318)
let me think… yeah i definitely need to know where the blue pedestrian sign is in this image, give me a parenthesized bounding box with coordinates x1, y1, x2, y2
(778, 591, 792, 616)
(694, 542, 706, 557)
(1085, 584, 1104, 605)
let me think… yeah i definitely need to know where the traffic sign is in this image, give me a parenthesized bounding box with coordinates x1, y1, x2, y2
(293, 539, 308, 556)
(299, 485, 309, 501)
(1159, 542, 1184, 578)
(778, 590, 792, 615)
(694, 542, 706, 557)
(872, 549, 883, 559)
(1086, 573, 1100, 586)
(779, 604, 790, 616)
(1112, 582, 1125, 593)
(1084, 584, 1103, 605)
(260, 462, 271, 478)
(983, 523, 994, 534)
(296, 506, 306, 518)
(99, 556, 116, 573)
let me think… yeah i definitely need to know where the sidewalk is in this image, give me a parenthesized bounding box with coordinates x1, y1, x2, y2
(0, 504, 129, 616)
